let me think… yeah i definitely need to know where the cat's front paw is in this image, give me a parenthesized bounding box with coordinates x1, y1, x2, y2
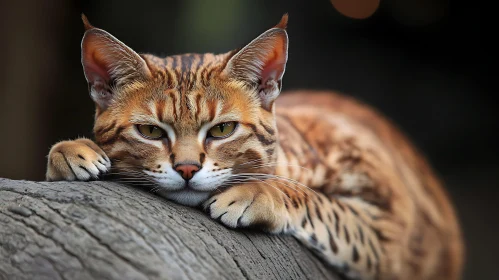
(46, 138, 111, 181)
(203, 184, 289, 233)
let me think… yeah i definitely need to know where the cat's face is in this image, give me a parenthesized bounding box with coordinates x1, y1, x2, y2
(81, 15, 288, 206)
(94, 71, 278, 205)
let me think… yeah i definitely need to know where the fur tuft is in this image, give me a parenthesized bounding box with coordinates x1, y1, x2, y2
(275, 13, 288, 29)
(81, 14, 94, 31)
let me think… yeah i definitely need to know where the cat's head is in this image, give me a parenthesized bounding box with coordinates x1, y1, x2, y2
(81, 14, 288, 206)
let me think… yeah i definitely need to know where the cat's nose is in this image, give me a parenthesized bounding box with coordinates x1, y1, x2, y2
(174, 164, 200, 181)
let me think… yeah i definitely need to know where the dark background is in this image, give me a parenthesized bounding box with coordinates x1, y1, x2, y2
(0, 0, 495, 278)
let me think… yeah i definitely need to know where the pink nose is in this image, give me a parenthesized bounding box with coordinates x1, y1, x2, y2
(174, 164, 200, 180)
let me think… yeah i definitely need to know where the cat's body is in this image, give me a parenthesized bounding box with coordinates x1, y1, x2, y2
(46, 15, 463, 280)
(274, 91, 463, 279)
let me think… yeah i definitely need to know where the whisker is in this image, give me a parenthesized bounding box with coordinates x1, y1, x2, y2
(231, 173, 317, 196)
(249, 162, 314, 173)
(236, 158, 265, 167)
(230, 175, 307, 196)
(253, 177, 288, 197)
(226, 174, 293, 196)
(99, 162, 167, 194)
(264, 177, 307, 196)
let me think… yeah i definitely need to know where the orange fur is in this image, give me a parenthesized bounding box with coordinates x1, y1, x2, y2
(46, 14, 463, 280)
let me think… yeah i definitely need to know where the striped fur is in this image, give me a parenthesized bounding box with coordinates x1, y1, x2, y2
(46, 14, 463, 280)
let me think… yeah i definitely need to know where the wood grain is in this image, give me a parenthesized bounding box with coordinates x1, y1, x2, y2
(0, 178, 340, 280)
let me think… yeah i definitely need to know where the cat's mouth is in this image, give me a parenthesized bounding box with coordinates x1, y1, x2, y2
(152, 178, 226, 206)
(144, 168, 230, 198)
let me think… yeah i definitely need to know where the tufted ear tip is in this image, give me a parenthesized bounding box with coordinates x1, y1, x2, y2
(81, 14, 95, 31)
(224, 26, 288, 87)
(275, 13, 288, 30)
(223, 17, 289, 111)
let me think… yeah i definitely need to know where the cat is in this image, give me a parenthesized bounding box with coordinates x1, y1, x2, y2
(46, 14, 464, 280)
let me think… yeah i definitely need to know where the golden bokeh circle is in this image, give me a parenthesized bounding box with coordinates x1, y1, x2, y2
(331, 0, 380, 20)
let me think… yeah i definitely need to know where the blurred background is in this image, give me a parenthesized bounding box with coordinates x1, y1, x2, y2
(0, 0, 494, 278)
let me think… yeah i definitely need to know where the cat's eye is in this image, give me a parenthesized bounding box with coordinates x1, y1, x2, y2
(208, 122, 237, 139)
(137, 124, 164, 139)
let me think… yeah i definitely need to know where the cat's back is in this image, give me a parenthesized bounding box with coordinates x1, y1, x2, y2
(276, 90, 464, 279)
(276, 90, 424, 158)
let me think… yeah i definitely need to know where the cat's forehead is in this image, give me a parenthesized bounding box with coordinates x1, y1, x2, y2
(117, 74, 259, 135)
(113, 52, 260, 133)
(143, 52, 232, 74)
(139, 52, 236, 99)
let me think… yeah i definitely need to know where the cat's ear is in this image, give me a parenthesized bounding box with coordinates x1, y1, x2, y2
(80, 14, 152, 109)
(223, 14, 289, 111)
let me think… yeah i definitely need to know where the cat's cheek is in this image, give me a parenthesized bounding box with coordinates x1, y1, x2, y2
(143, 170, 185, 191)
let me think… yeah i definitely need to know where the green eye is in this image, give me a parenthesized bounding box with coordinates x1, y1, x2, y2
(208, 122, 237, 138)
(137, 124, 164, 139)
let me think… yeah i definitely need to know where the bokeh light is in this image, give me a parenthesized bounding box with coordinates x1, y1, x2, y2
(330, 0, 380, 19)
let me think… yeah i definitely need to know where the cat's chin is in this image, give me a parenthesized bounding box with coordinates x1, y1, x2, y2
(157, 189, 211, 207)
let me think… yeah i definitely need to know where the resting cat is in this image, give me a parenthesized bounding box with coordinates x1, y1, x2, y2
(46, 14, 464, 280)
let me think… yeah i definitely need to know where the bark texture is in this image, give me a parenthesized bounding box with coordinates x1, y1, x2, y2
(0, 179, 340, 280)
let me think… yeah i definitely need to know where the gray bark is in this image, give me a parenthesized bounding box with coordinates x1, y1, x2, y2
(0, 178, 340, 280)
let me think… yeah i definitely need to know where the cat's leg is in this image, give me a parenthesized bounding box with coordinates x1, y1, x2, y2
(46, 138, 111, 181)
(288, 194, 385, 280)
(203, 182, 384, 280)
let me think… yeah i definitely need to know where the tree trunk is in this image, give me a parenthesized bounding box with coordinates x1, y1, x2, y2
(0, 178, 340, 280)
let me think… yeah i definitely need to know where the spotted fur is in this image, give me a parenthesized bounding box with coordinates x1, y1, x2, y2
(46, 14, 464, 280)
